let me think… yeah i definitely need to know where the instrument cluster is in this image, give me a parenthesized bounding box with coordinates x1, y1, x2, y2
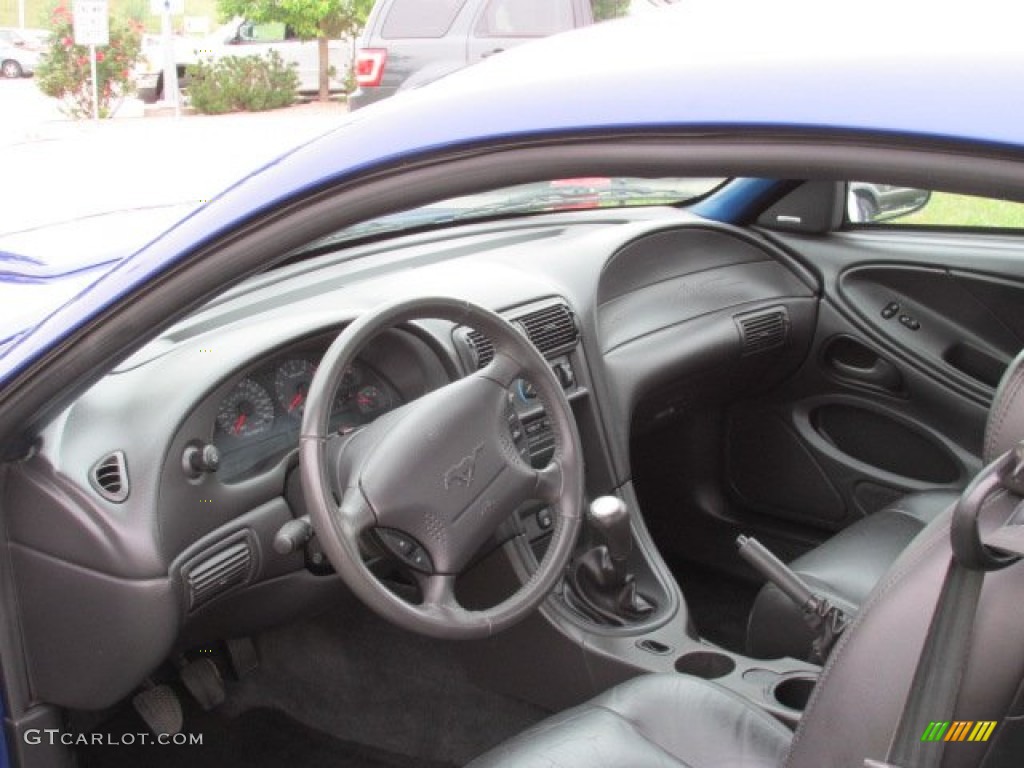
(212, 344, 399, 481)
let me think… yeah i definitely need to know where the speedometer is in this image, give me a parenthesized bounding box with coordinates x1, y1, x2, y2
(216, 378, 275, 438)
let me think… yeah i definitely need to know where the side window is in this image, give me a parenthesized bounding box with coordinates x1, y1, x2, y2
(847, 183, 1024, 228)
(238, 21, 287, 43)
(475, 0, 576, 37)
(382, 0, 470, 39)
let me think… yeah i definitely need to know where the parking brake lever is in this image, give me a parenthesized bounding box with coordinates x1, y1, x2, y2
(737, 535, 848, 663)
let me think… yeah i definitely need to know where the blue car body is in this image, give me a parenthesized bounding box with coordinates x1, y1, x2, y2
(3, 3, 1022, 388)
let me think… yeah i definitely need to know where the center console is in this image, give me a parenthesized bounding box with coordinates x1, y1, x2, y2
(452, 297, 821, 728)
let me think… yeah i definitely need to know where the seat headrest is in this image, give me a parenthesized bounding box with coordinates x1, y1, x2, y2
(984, 348, 1024, 463)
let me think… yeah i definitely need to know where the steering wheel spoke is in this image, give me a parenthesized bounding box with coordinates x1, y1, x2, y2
(336, 486, 377, 537)
(417, 572, 458, 609)
(478, 349, 525, 389)
(533, 460, 567, 507)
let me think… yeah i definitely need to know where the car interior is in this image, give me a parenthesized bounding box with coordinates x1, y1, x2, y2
(2, 132, 1024, 768)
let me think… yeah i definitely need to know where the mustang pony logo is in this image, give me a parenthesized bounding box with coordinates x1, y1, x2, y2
(444, 444, 484, 490)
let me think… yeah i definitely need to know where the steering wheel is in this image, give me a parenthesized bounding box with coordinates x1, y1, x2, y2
(299, 297, 584, 639)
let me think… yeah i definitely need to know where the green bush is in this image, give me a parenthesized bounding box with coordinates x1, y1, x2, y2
(187, 51, 299, 114)
(35, 5, 144, 119)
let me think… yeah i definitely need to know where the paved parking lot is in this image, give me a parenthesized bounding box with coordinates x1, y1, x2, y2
(2, 78, 350, 234)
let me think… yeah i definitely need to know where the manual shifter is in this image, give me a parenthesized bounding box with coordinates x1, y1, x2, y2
(566, 496, 655, 625)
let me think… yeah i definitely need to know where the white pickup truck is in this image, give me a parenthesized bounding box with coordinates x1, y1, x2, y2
(135, 19, 353, 104)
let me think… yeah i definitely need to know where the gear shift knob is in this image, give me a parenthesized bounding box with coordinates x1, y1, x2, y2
(588, 496, 632, 563)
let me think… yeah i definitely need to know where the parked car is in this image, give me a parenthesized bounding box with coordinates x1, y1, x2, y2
(0, 27, 44, 78)
(349, 0, 597, 109)
(0, 26, 49, 50)
(134, 19, 352, 104)
(848, 182, 931, 222)
(1, 4, 1024, 768)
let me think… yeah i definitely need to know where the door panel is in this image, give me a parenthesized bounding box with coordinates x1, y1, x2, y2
(839, 265, 1022, 395)
(725, 301, 983, 533)
(724, 227, 1024, 539)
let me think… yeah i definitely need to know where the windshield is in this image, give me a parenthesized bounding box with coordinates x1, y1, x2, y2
(1, 1, 702, 358)
(303, 177, 725, 251)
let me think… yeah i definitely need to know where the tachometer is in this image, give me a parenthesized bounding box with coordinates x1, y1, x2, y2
(355, 384, 392, 415)
(216, 378, 275, 438)
(274, 358, 317, 418)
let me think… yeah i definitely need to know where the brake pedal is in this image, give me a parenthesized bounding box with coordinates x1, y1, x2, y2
(133, 684, 183, 735)
(180, 657, 225, 710)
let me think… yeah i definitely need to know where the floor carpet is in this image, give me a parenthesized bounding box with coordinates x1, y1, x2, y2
(76, 704, 454, 768)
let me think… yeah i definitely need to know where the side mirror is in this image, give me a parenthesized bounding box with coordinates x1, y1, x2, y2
(848, 184, 931, 223)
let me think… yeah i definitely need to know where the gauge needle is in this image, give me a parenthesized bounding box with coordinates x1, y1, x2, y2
(233, 413, 247, 434)
(288, 393, 304, 413)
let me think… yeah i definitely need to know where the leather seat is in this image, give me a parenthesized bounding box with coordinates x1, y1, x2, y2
(747, 489, 957, 659)
(469, 492, 1024, 768)
(468, 674, 792, 768)
(747, 349, 1024, 661)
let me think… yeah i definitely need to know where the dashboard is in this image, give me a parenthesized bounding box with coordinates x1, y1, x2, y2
(5, 209, 818, 711)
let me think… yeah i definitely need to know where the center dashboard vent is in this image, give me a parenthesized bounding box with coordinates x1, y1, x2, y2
(184, 536, 255, 611)
(736, 307, 789, 356)
(463, 303, 578, 370)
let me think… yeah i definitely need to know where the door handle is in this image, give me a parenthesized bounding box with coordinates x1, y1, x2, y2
(822, 336, 904, 393)
(829, 357, 902, 391)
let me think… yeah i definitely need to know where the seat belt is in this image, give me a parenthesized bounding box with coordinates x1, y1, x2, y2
(865, 445, 1024, 768)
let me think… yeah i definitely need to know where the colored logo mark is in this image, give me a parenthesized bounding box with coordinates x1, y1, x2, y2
(920, 721, 997, 743)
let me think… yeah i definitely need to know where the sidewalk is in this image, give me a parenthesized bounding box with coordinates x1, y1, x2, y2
(3, 87, 350, 147)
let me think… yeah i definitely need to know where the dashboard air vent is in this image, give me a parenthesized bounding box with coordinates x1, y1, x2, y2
(737, 308, 789, 356)
(518, 304, 578, 355)
(460, 303, 578, 370)
(466, 329, 495, 369)
(90, 451, 129, 503)
(186, 539, 253, 611)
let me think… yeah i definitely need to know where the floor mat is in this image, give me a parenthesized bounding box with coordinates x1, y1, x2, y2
(669, 557, 760, 654)
(76, 705, 454, 768)
(217, 602, 546, 766)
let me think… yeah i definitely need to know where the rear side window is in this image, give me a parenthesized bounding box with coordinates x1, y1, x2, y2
(475, 0, 576, 37)
(382, 0, 470, 38)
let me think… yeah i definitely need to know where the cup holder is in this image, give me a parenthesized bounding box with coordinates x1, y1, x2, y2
(674, 651, 736, 680)
(774, 676, 816, 711)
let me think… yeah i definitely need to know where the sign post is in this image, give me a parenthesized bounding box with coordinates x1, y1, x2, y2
(151, 0, 184, 117)
(72, 0, 109, 122)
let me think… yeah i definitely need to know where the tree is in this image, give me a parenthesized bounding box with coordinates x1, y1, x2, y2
(592, 0, 631, 21)
(217, 0, 373, 101)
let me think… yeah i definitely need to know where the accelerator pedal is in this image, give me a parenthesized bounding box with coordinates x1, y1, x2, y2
(132, 684, 183, 735)
(226, 636, 259, 678)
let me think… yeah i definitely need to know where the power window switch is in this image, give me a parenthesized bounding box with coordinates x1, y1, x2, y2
(899, 315, 920, 331)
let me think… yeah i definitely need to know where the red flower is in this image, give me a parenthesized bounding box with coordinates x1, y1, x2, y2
(122, 69, 130, 79)
(95, 51, 105, 62)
